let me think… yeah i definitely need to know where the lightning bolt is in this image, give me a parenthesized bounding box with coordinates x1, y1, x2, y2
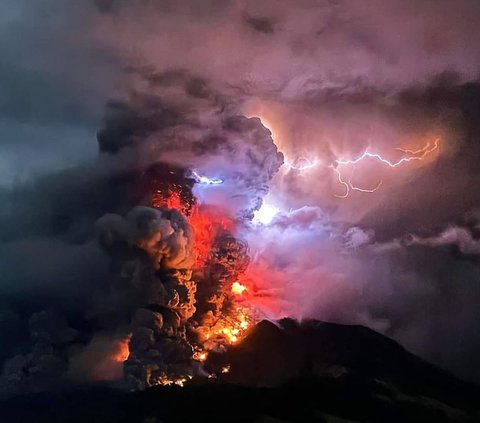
(336, 138, 439, 168)
(282, 138, 439, 198)
(191, 170, 224, 185)
(331, 166, 350, 199)
(332, 138, 439, 198)
(331, 166, 383, 198)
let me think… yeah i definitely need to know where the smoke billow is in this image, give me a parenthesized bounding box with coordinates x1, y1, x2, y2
(96, 206, 196, 388)
(2, 0, 480, 394)
(0, 65, 283, 394)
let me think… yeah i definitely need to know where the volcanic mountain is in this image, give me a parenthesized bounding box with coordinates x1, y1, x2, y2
(2, 318, 479, 423)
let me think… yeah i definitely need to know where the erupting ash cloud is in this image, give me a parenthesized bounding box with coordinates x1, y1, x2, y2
(2, 0, 480, 395)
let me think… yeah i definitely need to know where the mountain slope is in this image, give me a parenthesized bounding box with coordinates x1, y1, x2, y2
(2, 319, 479, 423)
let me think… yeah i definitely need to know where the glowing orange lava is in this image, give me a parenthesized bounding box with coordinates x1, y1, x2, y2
(200, 308, 252, 347)
(193, 351, 208, 362)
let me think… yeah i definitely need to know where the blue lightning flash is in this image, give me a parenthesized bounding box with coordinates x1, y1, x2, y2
(191, 170, 224, 185)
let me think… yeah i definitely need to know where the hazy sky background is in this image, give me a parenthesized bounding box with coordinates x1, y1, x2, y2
(0, 0, 119, 185)
(1, 0, 480, 390)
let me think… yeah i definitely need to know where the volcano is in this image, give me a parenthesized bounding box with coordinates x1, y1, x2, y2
(2, 318, 479, 423)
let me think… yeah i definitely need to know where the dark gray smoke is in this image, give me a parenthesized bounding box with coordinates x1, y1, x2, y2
(96, 206, 196, 388)
(1, 0, 480, 394)
(0, 67, 282, 395)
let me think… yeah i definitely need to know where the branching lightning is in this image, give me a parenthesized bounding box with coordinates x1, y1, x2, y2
(331, 166, 383, 198)
(332, 138, 439, 197)
(283, 138, 439, 198)
(336, 138, 439, 168)
(254, 117, 440, 198)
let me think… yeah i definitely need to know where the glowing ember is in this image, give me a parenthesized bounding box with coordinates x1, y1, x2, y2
(200, 308, 252, 349)
(156, 375, 192, 387)
(152, 189, 191, 214)
(217, 311, 251, 344)
(193, 351, 208, 362)
(231, 282, 247, 295)
(221, 365, 230, 374)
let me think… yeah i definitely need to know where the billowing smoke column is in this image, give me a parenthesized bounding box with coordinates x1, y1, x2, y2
(91, 77, 283, 388)
(2, 0, 480, 393)
(0, 65, 283, 395)
(97, 206, 196, 388)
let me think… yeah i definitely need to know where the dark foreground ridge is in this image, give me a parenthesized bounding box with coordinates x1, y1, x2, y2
(2, 319, 479, 423)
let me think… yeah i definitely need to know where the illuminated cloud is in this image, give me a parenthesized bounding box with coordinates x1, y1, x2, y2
(253, 202, 280, 225)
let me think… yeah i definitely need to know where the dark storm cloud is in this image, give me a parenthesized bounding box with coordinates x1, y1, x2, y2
(0, 0, 121, 184)
(245, 15, 275, 34)
(2, 0, 480, 392)
(92, 0, 480, 98)
(0, 157, 138, 396)
(0, 30, 282, 394)
(367, 238, 480, 383)
(0, 1, 117, 124)
(350, 79, 480, 240)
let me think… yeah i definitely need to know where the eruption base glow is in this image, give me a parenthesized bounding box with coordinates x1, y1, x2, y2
(148, 185, 256, 385)
(232, 281, 248, 295)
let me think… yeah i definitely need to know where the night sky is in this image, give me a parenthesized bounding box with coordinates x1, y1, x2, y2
(1, 0, 480, 396)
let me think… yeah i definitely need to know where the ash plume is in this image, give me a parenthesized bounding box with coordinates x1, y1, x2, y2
(1, 0, 480, 396)
(95, 206, 197, 388)
(0, 69, 283, 395)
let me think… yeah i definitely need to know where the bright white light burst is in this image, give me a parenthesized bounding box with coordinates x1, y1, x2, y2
(253, 203, 280, 225)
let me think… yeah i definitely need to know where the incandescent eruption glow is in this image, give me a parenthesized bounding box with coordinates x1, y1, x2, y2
(120, 109, 442, 389)
(147, 183, 256, 385)
(199, 309, 252, 348)
(232, 281, 247, 295)
(193, 351, 208, 362)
